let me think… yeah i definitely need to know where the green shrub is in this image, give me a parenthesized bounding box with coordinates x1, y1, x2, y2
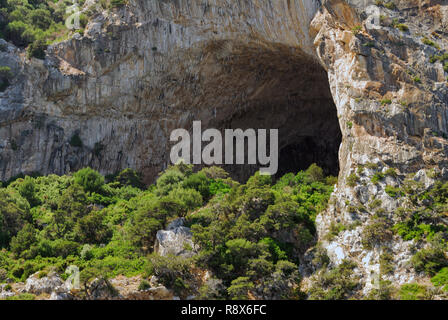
(399, 283, 428, 300)
(352, 25, 362, 35)
(385, 185, 402, 198)
(308, 260, 358, 300)
(361, 215, 393, 249)
(411, 244, 448, 276)
(5, 293, 35, 300)
(227, 277, 254, 300)
(110, 0, 127, 8)
(325, 222, 346, 241)
(27, 38, 47, 59)
(379, 249, 394, 275)
(371, 172, 385, 184)
(74, 168, 105, 193)
(347, 173, 359, 187)
(69, 133, 83, 147)
(115, 168, 144, 189)
(380, 99, 392, 106)
(138, 279, 151, 291)
(422, 37, 439, 49)
(0, 66, 12, 91)
(431, 267, 448, 291)
(384, 2, 396, 10)
(396, 24, 409, 32)
(385, 168, 398, 178)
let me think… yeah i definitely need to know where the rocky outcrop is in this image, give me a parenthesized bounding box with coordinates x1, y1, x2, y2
(2, 0, 448, 297)
(24, 271, 65, 295)
(155, 218, 197, 257)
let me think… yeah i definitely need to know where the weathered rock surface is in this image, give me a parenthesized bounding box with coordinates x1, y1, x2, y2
(155, 218, 197, 257)
(24, 271, 65, 295)
(2, 0, 448, 297)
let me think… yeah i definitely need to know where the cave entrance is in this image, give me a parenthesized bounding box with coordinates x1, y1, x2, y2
(198, 41, 342, 181)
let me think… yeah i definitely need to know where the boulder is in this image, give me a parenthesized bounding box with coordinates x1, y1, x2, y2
(155, 218, 197, 258)
(25, 272, 64, 295)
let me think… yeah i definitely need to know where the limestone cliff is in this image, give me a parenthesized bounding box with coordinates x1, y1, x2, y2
(1, 0, 448, 297)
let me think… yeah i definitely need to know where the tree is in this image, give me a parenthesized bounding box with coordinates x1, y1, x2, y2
(10, 223, 37, 256)
(74, 211, 112, 244)
(74, 167, 105, 193)
(0, 189, 29, 248)
(305, 163, 324, 183)
(227, 277, 254, 300)
(16, 176, 40, 207)
(27, 37, 47, 59)
(115, 168, 144, 189)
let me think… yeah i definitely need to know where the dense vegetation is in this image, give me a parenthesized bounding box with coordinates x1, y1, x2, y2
(0, 0, 127, 58)
(0, 163, 335, 299)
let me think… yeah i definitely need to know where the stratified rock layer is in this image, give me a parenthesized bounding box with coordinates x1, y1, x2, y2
(1, 0, 448, 296)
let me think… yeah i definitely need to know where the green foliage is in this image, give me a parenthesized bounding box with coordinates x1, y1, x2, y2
(138, 279, 151, 291)
(0, 188, 29, 248)
(110, 0, 127, 8)
(411, 237, 448, 276)
(5, 163, 446, 300)
(227, 276, 254, 300)
(385, 185, 403, 198)
(422, 37, 439, 49)
(1, 0, 72, 58)
(371, 172, 385, 184)
(308, 260, 358, 300)
(69, 133, 83, 148)
(384, 2, 396, 10)
(114, 169, 144, 189)
(361, 215, 393, 249)
(431, 267, 448, 292)
(325, 222, 346, 241)
(399, 283, 428, 300)
(352, 25, 362, 35)
(347, 173, 359, 187)
(149, 254, 193, 296)
(381, 99, 392, 106)
(379, 248, 394, 275)
(0, 66, 12, 91)
(10, 223, 37, 257)
(385, 167, 398, 178)
(74, 168, 105, 194)
(395, 24, 409, 32)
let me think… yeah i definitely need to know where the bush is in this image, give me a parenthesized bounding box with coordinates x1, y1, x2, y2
(227, 277, 254, 300)
(399, 283, 428, 300)
(361, 215, 393, 249)
(0, 66, 12, 91)
(385, 185, 402, 198)
(371, 172, 385, 184)
(69, 133, 83, 147)
(411, 245, 448, 276)
(138, 279, 151, 291)
(305, 163, 324, 183)
(396, 24, 409, 32)
(347, 173, 359, 187)
(431, 267, 448, 291)
(308, 260, 358, 300)
(149, 254, 193, 296)
(115, 169, 144, 189)
(110, 0, 127, 8)
(74, 168, 105, 193)
(27, 38, 47, 59)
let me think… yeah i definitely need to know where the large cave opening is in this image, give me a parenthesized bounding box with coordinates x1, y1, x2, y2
(195, 41, 342, 181)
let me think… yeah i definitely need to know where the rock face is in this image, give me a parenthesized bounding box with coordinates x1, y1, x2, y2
(155, 218, 197, 257)
(1, 0, 448, 296)
(24, 272, 65, 295)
